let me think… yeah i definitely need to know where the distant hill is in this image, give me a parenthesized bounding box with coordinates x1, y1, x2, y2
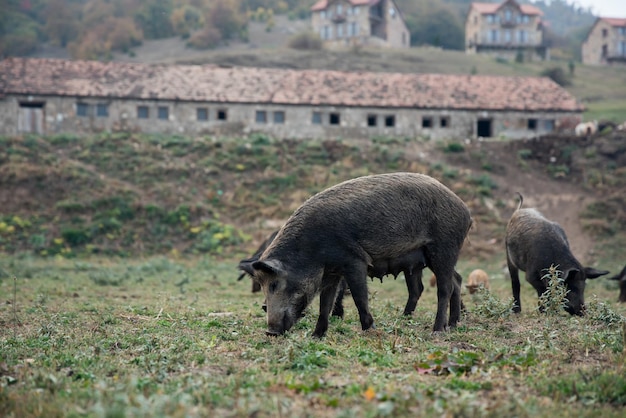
(2, 0, 597, 61)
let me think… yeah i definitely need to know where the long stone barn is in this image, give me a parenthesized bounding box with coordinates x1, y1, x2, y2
(0, 57, 583, 140)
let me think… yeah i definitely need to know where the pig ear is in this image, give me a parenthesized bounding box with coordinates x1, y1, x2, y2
(584, 267, 610, 280)
(237, 259, 257, 277)
(252, 259, 284, 276)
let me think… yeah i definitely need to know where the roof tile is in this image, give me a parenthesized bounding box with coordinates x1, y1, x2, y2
(0, 58, 583, 112)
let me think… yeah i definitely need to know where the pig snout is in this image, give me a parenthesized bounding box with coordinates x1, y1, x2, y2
(565, 303, 585, 316)
(266, 308, 295, 336)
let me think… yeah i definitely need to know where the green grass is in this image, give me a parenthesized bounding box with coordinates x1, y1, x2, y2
(1, 255, 625, 417)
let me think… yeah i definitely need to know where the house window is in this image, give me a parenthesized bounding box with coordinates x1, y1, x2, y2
(389, 7, 396, 18)
(273, 111, 285, 124)
(76, 103, 90, 117)
(384, 115, 395, 127)
(337, 24, 344, 38)
(329, 113, 340, 125)
(504, 9, 512, 22)
(158, 106, 169, 120)
(602, 44, 608, 57)
(137, 105, 149, 119)
(504, 30, 511, 43)
(323, 26, 330, 40)
(523, 15, 529, 23)
(321, 10, 326, 19)
(490, 29, 498, 43)
(354, 6, 359, 15)
(440, 116, 449, 128)
(620, 41, 626, 56)
(422, 117, 432, 128)
(217, 109, 227, 121)
(336, 4, 342, 15)
(602, 28, 608, 38)
(96, 103, 108, 117)
(350, 22, 358, 37)
(197, 108, 208, 121)
(312, 111, 322, 125)
(367, 114, 377, 127)
(527, 118, 537, 130)
(256, 110, 267, 123)
(519, 30, 527, 43)
(487, 14, 495, 24)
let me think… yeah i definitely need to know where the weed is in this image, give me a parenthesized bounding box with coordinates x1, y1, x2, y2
(470, 287, 515, 319)
(538, 265, 569, 315)
(443, 142, 465, 153)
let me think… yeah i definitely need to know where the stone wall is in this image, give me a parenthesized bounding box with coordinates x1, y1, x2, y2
(0, 94, 579, 140)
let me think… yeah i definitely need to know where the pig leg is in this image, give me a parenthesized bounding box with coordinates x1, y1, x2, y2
(430, 259, 455, 332)
(402, 268, 424, 315)
(448, 271, 463, 327)
(507, 255, 522, 313)
(331, 279, 346, 318)
(313, 280, 340, 338)
(343, 265, 375, 331)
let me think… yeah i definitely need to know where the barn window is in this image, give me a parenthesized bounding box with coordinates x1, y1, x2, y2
(527, 118, 537, 130)
(137, 106, 149, 119)
(217, 109, 228, 121)
(367, 114, 377, 127)
(329, 112, 341, 125)
(384, 115, 395, 127)
(273, 111, 285, 124)
(256, 110, 267, 123)
(77, 103, 90, 117)
(440, 116, 449, 128)
(312, 111, 322, 124)
(96, 103, 108, 117)
(158, 106, 169, 120)
(197, 108, 208, 121)
(422, 117, 432, 128)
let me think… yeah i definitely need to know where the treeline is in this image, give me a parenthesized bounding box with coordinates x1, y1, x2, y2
(0, 0, 597, 60)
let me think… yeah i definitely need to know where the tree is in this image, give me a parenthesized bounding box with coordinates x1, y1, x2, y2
(206, 0, 245, 41)
(135, 0, 174, 39)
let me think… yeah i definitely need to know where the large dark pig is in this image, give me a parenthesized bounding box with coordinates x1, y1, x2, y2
(249, 172, 472, 337)
(505, 193, 609, 315)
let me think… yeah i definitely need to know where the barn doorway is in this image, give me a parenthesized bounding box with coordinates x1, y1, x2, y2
(476, 118, 492, 138)
(18, 102, 46, 134)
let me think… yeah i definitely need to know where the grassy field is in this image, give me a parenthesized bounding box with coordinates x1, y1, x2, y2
(1, 254, 625, 417)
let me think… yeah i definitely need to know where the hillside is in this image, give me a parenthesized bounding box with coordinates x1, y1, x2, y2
(1, 131, 624, 272)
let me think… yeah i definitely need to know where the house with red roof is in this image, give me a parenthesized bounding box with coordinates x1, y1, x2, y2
(582, 17, 626, 65)
(0, 58, 583, 139)
(465, 0, 548, 61)
(310, 0, 409, 49)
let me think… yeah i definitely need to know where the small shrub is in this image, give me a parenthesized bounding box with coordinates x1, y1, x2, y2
(538, 265, 568, 315)
(540, 66, 571, 87)
(61, 228, 91, 247)
(517, 149, 532, 160)
(443, 142, 465, 153)
(471, 287, 515, 319)
(288, 32, 323, 50)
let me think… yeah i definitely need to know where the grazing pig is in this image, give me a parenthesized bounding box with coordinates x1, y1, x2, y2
(505, 193, 609, 315)
(249, 172, 472, 337)
(466, 269, 490, 294)
(607, 264, 626, 303)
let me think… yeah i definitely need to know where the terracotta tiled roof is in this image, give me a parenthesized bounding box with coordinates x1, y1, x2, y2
(311, 0, 378, 12)
(0, 58, 583, 112)
(600, 17, 626, 26)
(471, 1, 543, 16)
